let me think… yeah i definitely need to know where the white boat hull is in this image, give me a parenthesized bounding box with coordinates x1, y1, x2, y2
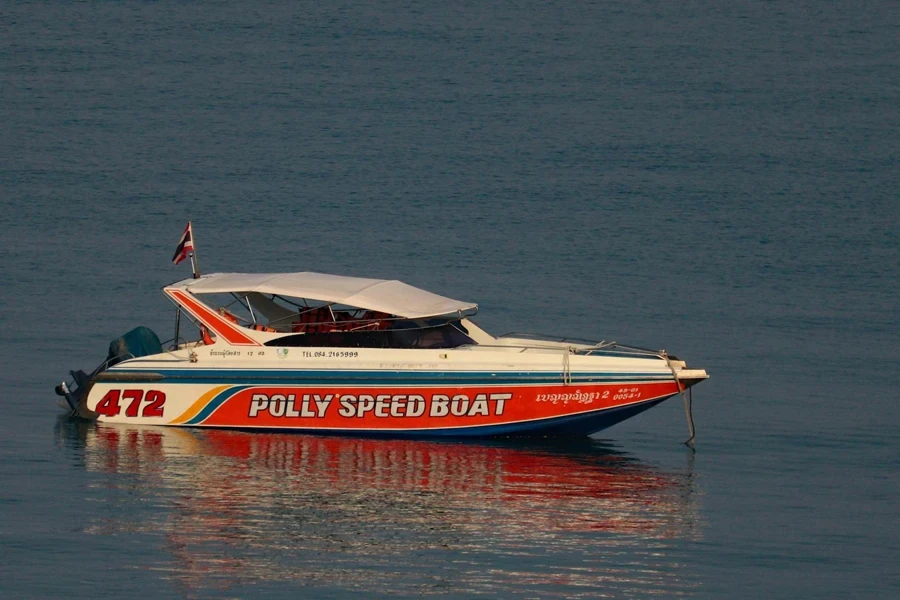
(72, 346, 707, 437)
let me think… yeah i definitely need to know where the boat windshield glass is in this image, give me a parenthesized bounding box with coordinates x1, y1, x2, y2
(188, 292, 401, 333)
(183, 293, 476, 349)
(266, 321, 475, 349)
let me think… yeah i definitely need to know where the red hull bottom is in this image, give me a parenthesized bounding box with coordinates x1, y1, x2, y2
(158, 380, 693, 438)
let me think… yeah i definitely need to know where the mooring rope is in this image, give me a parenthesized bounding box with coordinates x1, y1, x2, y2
(660, 350, 695, 448)
(684, 387, 696, 448)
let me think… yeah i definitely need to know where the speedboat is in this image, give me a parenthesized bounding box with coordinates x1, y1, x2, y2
(56, 271, 708, 438)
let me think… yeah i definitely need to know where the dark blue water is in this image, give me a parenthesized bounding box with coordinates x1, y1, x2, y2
(2, 1, 898, 597)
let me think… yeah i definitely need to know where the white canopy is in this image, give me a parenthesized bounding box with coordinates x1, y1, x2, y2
(166, 272, 478, 319)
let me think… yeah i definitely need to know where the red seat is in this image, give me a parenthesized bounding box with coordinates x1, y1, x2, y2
(292, 307, 335, 333)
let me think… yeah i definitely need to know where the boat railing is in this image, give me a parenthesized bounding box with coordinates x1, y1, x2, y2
(162, 336, 204, 351)
(90, 352, 136, 378)
(485, 336, 670, 359)
(498, 332, 605, 346)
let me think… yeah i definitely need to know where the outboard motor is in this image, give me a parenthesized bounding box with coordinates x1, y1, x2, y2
(55, 326, 162, 417)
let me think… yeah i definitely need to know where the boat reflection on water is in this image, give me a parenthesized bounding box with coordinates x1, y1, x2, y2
(58, 419, 702, 597)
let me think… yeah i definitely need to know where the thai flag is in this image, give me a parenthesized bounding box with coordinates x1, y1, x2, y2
(172, 222, 194, 265)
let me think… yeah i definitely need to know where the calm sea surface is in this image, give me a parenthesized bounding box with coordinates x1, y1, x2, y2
(1, 1, 898, 597)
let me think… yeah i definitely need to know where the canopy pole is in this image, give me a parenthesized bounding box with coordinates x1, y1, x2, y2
(189, 224, 200, 279)
(173, 308, 181, 349)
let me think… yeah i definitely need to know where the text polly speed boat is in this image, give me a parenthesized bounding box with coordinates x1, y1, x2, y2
(56, 225, 708, 439)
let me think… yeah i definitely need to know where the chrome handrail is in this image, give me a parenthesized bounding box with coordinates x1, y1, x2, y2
(90, 352, 136, 377)
(497, 332, 602, 345)
(459, 340, 665, 358)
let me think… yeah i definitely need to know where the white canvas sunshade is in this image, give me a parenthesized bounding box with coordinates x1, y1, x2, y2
(167, 272, 478, 319)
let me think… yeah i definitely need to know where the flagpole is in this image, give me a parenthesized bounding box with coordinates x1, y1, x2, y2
(188, 222, 200, 279)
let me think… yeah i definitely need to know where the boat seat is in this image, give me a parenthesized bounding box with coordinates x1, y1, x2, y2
(291, 307, 336, 333)
(288, 308, 394, 334)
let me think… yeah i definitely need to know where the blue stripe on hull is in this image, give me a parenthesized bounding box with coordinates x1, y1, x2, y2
(185, 395, 675, 439)
(104, 368, 671, 386)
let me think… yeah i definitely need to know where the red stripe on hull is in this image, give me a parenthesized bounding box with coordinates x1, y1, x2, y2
(196, 381, 681, 431)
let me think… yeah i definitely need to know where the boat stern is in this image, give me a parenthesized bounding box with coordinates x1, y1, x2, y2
(55, 369, 97, 418)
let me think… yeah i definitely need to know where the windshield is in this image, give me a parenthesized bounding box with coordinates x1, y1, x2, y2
(266, 321, 475, 350)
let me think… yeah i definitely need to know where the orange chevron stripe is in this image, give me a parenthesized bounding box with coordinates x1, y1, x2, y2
(166, 289, 260, 346)
(169, 385, 232, 424)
